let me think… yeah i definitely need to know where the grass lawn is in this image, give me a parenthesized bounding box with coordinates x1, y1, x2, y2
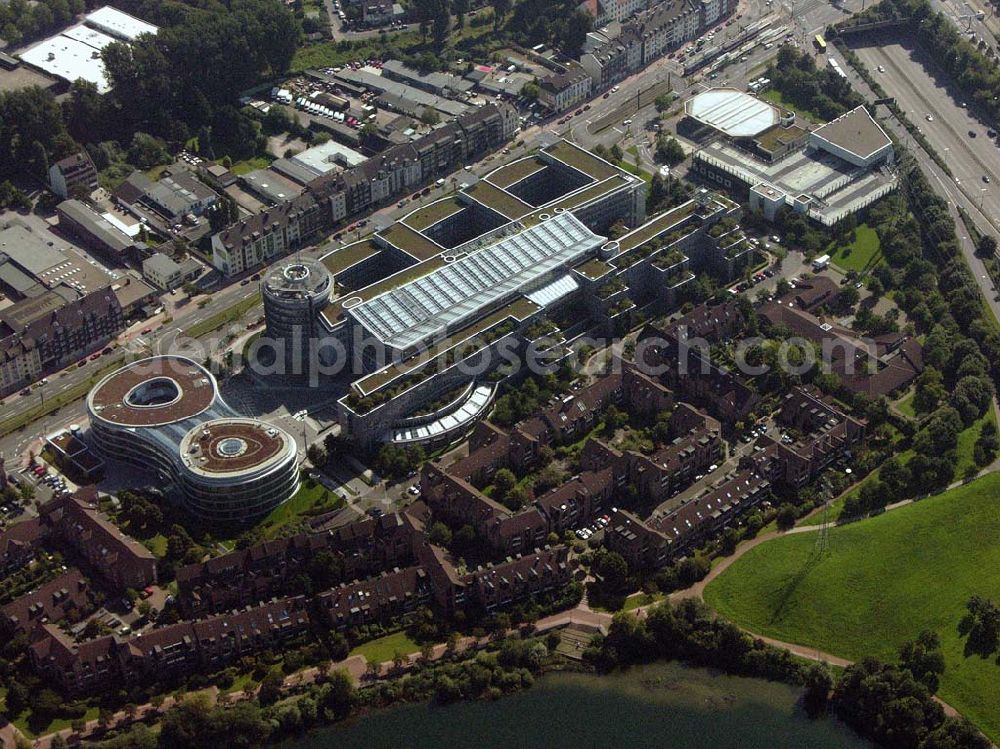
(350, 631, 421, 664)
(143, 533, 168, 558)
(230, 155, 274, 176)
(184, 293, 261, 339)
(257, 478, 344, 537)
(618, 159, 654, 183)
(895, 389, 918, 419)
(828, 224, 882, 273)
(762, 88, 822, 123)
(705, 473, 1000, 744)
(12, 705, 101, 738)
(624, 592, 663, 611)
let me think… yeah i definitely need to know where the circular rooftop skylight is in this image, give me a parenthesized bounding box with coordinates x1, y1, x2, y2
(216, 437, 248, 458)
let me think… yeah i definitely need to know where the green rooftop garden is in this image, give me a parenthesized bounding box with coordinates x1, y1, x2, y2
(485, 157, 547, 188)
(546, 140, 620, 180)
(403, 197, 465, 231)
(320, 239, 381, 276)
(465, 181, 533, 220)
(597, 277, 626, 299)
(574, 257, 614, 280)
(616, 200, 697, 252)
(380, 222, 444, 260)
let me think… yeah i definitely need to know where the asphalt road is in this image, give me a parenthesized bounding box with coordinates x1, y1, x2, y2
(837, 37, 1000, 326)
(854, 40, 1000, 220)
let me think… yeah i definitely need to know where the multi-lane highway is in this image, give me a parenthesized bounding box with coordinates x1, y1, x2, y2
(836, 35, 1000, 325)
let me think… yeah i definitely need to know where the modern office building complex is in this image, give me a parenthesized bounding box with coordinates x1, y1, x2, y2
(296, 140, 748, 449)
(86, 356, 299, 520)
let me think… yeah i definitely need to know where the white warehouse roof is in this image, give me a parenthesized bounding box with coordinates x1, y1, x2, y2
(685, 88, 781, 138)
(18, 6, 158, 93)
(20, 31, 113, 92)
(84, 6, 159, 41)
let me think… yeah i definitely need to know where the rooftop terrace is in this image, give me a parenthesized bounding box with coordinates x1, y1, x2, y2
(88, 356, 217, 428)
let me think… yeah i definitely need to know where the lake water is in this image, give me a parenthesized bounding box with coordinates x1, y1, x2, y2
(286, 661, 869, 749)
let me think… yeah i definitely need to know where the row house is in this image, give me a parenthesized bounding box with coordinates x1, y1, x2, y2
(778, 386, 866, 440)
(578, 403, 721, 502)
(636, 0, 701, 65)
(211, 103, 517, 277)
(638, 322, 759, 425)
(29, 597, 310, 695)
(466, 546, 572, 613)
(41, 488, 158, 591)
(605, 508, 671, 571)
(423, 458, 612, 555)
(487, 509, 550, 557)
(538, 64, 593, 113)
(1, 569, 91, 637)
(317, 566, 432, 630)
(534, 468, 614, 535)
(0, 517, 46, 575)
(660, 299, 748, 343)
(646, 468, 771, 556)
(176, 512, 415, 617)
(580, 0, 733, 88)
(414, 542, 573, 616)
(0, 286, 124, 387)
(518, 362, 673, 446)
(211, 194, 326, 276)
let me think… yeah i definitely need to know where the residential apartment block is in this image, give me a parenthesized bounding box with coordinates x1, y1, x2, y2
(40, 487, 158, 590)
(48, 152, 98, 199)
(0, 285, 124, 397)
(211, 103, 518, 276)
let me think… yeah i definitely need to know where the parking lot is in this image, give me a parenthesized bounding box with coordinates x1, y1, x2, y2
(852, 38, 1000, 232)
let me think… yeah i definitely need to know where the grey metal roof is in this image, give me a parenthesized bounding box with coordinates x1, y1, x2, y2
(349, 212, 604, 350)
(0, 225, 66, 276)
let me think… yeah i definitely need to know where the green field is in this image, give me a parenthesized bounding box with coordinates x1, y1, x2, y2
(828, 224, 882, 273)
(705, 473, 1000, 743)
(230, 155, 274, 176)
(350, 631, 421, 664)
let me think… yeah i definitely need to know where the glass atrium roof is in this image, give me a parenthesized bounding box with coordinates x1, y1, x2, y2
(349, 213, 604, 350)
